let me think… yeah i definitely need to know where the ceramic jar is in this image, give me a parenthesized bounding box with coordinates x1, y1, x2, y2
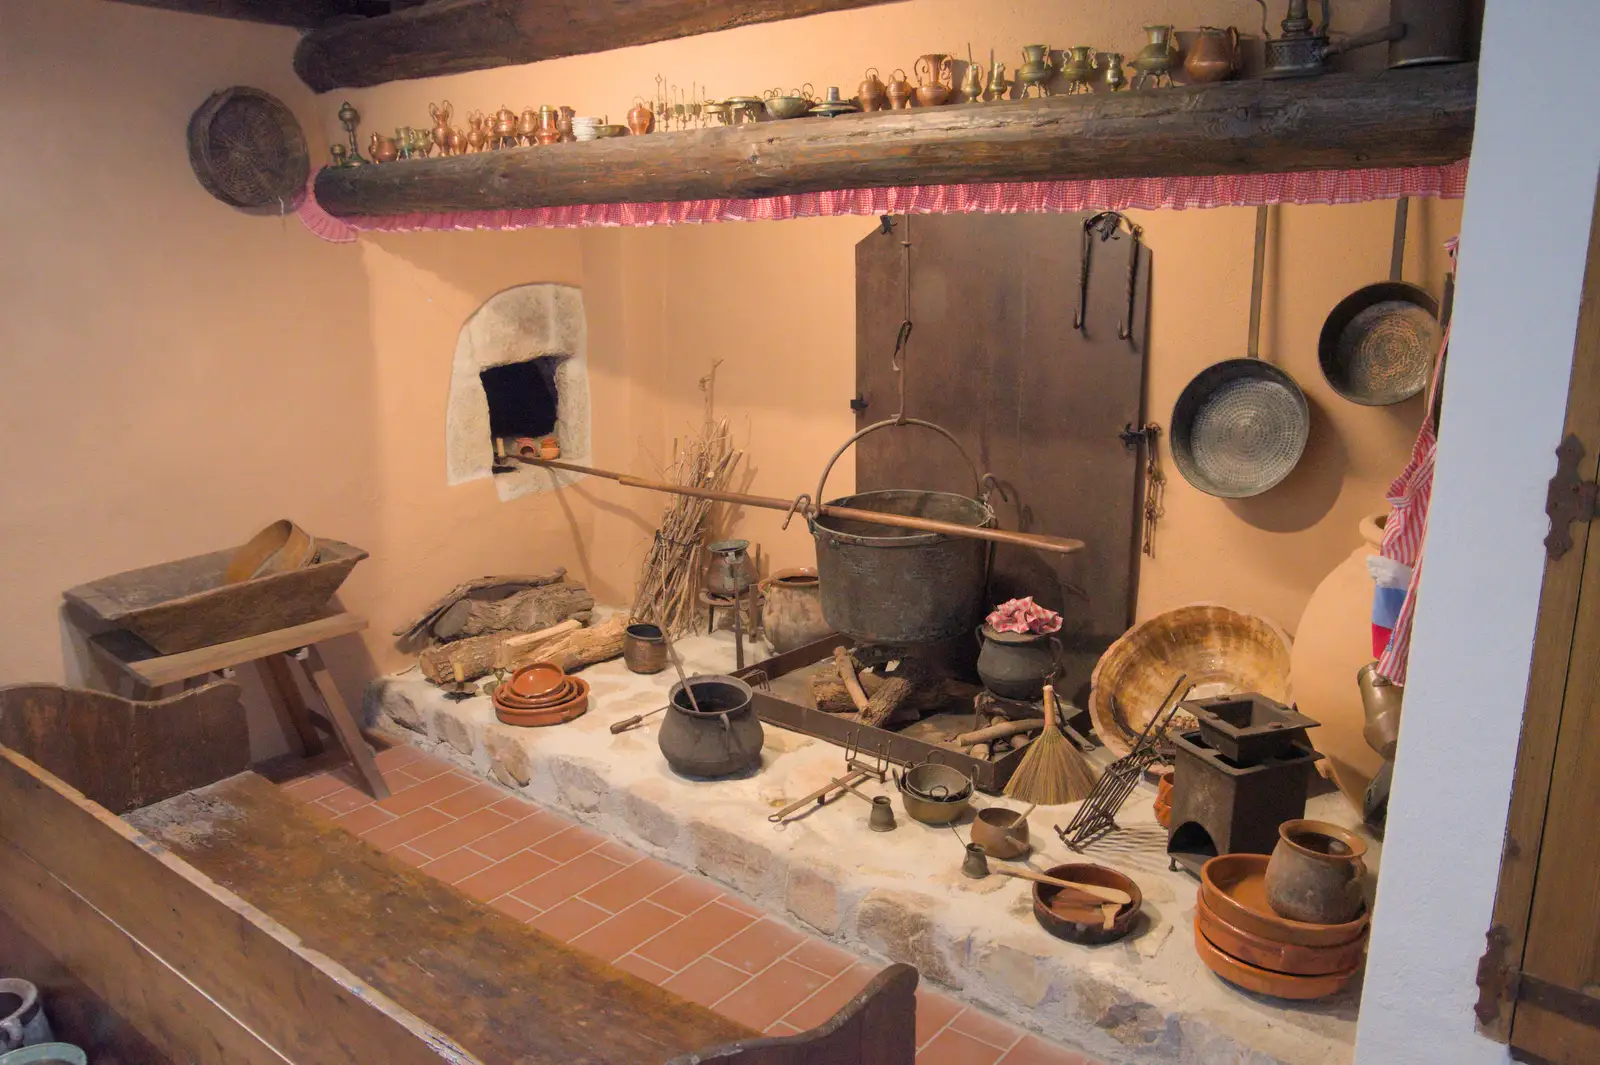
(622, 622, 668, 674)
(975, 624, 1062, 701)
(0, 979, 53, 1051)
(1185, 26, 1240, 83)
(1265, 819, 1368, 924)
(658, 675, 764, 778)
(1293, 513, 1389, 806)
(761, 568, 830, 654)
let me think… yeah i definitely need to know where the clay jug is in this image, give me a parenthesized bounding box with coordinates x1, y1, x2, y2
(1265, 819, 1368, 924)
(761, 569, 831, 654)
(1186, 26, 1239, 83)
(658, 675, 764, 779)
(975, 624, 1061, 702)
(1292, 513, 1390, 806)
(628, 98, 655, 134)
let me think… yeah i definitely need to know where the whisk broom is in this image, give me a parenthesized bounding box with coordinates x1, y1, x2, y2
(1003, 684, 1098, 805)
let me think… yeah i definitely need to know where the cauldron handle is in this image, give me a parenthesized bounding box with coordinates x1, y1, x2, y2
(813, 417, 987, 508)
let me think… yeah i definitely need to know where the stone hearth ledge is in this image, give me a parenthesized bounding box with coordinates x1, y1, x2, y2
(365, 627, 1373, 1065)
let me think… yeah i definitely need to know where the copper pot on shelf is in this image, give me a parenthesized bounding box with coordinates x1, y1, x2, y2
(885, 68, 912, 110)
(858, 67, 887, 111)
(913, 53, 953, 106)
(465, 111, 487, 152)
(557, 106, 576, 142)
(1185, 26, 1240, 82)
(493, 104, 517, 147)
(369, 132, 399, 163)
(516, 107, 539, 145)
(534, 104, 560, 145)
(429, 100, 453, 152)
(628, 97, 655, 134)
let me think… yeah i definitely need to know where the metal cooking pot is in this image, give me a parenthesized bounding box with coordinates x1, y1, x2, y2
(810, 419, 995, 645)
(1171, 206, 1310, 498)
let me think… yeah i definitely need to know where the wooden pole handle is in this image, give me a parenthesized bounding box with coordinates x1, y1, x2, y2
(995, 867, 1132, 906)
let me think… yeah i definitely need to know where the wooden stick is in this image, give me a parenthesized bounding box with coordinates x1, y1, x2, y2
(955, 719, 1045, 746)
(994, 868, 1132, 906)
(514, 455, 1086, 556)
(833, 648, 870, 713)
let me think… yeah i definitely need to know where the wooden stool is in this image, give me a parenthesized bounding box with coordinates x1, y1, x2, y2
(87, 612, 388, 799)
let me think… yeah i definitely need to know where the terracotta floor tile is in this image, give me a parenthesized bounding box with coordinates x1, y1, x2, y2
(591, 839, 641, 865)
(318, 784, 374, 816)
(918, 1028, 1008, 1065)
(996, 1035, 1100, 1065)
(613, 953, 676, 986)
(710, 919, 809, 975)
(434, 781, 504, 819)
(455, 849, 561, 903)
(471, 810, 571, 861)
(333, 804, 395, 836)
(421, 847, 496, 885)
(949, 1007, 1023, 1052)
(527, 897, 611, 942)
(581, 857, 683, 914)
(713, 959, 831, 1031)
(488, 796, 538, 820)
(407, 807, 516, 859)
(530, 824, 605, 863)
(767, 1021, 802, 1037)
(916, 990, 966, 1048)
(375, 770, 476, 817)
(661, 957, 751, 1010)
(780, 963, 878, 1031)
(649, 875, 725, 916)
(489, 894, 542, 924)
(788, 938, 858, 979)
(373, 745, 426, 772)
(281, 772, 344, 802)
(635, 901, 757, 971)
(390, 844, 432, 868)
(567, 900, 683, 963)
(510, 851, 627, 911)
(715, 894, 764, 919)
(399, 755, 458, 782)
(381, 768, 425, 792)
(361, 807, 453, 851)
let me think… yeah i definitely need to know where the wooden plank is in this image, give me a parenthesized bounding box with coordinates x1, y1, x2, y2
(258, 654, 326, 758)
(293, 0, 902, 92)
(102, 0, 370, 28)
(1481, 177, 1600, 1042)
(298, 646, 388, 798)
(0, 840, 282, 1065)
(314, 65, 1477, 217)
(127, 774, 757, 1064)
(89, 611, 367, 688)
(0, 746, 481, 1065)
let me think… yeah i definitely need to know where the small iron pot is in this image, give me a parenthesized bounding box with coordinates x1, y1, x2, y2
(658, 675, 764, 779)
(622, 622, 668, 674)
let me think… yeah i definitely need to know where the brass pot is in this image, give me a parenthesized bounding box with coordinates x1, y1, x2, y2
(859, 67, 886, 111)
(623, 622, 668, 674)
(1186, 26, 1240, 83)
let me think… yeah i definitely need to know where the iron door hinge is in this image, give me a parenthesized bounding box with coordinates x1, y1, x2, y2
(1475, 925, 1520, 1026)
(1545, 433, 1599, 560)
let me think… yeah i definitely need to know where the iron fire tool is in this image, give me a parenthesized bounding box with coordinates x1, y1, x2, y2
(768, 736, 891, 828)
(1056, 673, 1189, 852)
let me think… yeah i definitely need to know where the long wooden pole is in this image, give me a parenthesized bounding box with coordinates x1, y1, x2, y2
(515, 455, 1085, 556)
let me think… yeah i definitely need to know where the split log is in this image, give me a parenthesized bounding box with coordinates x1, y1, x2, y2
(419, 616, 624, 683)
(833, 648, 870, 713)
(432, 584, 594, 641)
(858, 658, 942, 730)
(395, 570, 567, 639)
(954, 719, 1046, 747)
(971, 743, 992, 762)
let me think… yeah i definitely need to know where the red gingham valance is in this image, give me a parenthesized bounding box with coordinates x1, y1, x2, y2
(297, 159, 1468, 243)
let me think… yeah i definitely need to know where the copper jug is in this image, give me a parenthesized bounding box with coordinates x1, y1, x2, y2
(429, 100, 453, 152)
(557, 106, 575, 142)
(535, 104, 560, 145)
(447, 126, 467, 155)
(961, 58, 984, 102)
(369, 132, 399, 163)
(858, 67, 886, 112)
(517, 107, 538, 145)
(1098, 52, 1126, 91)
(465, 111, 487, 152)
(493, 104, 517, 148)
(885, 68, 912, 110)
(1186, 26, 1240, 82)
(628, 98, 655, 134)
(914, 53, 953, 106)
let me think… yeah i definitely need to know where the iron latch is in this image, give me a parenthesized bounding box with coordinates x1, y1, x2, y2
(1545, 434, 1598, 560)
(850, 394, 869, 414)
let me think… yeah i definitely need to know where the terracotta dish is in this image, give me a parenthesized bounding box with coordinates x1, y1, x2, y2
(495, 676, 589, 727)
(1193, 922, 1359, 1000)
(495, 678, 579, 710)
(1031, 863, 1141, 945)
(1201, 854, 1369, 948)
(223, 520, 317, 584)
(508, 662, 566, 700)
(1196, 893, 1368, 975)
(1090, 604, 1292, 757)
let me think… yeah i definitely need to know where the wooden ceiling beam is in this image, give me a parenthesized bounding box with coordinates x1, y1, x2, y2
(314, 65, 1477, 219)
(100, 0, 383, 29)
(293, 0, 905, 93)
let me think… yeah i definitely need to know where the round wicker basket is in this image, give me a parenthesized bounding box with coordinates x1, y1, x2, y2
(187, 87, 309, 208)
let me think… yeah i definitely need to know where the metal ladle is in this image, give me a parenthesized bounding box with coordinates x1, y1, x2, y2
(662, 629, 704, 715)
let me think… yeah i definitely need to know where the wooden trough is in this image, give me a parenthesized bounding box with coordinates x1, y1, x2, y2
(0, 682, 917, 1064)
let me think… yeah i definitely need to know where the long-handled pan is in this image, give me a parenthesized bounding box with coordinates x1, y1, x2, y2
(1171, 205, 1310, 498)
(1317, 198, 1440, 406)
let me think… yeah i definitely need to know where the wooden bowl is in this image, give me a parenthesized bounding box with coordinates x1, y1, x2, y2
(1031, 863, 1141, 945)
(1201, 854, 1369, 948)
(1196, 891, 1368, 975)
(1193, 921, 1359, 1000)
(495, 677, 589, 727)
(223, 520, 316, 584)
(508, 662, 566, 700)
(971, 807, 1030, 859)
(1089, 604, 1292, 757)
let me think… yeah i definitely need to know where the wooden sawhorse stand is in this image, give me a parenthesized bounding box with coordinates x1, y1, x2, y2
(88, 612, 388, 799)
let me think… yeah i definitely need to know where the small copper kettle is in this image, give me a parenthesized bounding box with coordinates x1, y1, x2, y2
(885, 68, 912, 109)
(859, 67, 887, 112)
(517, 107, 539, 145)
(493, 104, 517, 148)
(628, 97, 655, 134)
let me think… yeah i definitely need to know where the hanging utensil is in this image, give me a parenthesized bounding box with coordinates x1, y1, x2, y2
(1170, 206, 1310, 498)
(1317, 198, 1441, 406)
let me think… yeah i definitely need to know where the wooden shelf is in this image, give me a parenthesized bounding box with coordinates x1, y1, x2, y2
(315, 65, 1477, 220)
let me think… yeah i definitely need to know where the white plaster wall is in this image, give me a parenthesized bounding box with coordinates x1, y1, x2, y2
(1354, 3, 1600, 1062)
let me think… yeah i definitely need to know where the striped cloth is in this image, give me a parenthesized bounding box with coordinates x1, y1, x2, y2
(1375, 238, 1460, 684)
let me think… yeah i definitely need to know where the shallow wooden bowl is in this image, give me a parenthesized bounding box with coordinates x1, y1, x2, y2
(495, 677, 589, 727)
(1193, 921, 1359, 1000)
(1196, 891, 1368, 975)
(1201, 854, 1369, 948)
(1032, 863, 1141, 945)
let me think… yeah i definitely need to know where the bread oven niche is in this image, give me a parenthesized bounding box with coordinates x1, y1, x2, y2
(445, 283, 590, 501)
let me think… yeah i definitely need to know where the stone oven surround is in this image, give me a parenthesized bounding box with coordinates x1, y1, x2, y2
(445, 283, 590, 501)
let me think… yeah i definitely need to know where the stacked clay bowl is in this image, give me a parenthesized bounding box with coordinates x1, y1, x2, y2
(493, 661, 589, 727)
(1196, 855, 1368, 999)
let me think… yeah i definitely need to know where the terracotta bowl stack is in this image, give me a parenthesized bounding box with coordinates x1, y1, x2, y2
(493, 661, 589, 727)
(1196, 855, 1369, 1000)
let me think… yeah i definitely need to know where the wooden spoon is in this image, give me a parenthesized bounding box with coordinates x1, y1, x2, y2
(994, 867, 1133, 907)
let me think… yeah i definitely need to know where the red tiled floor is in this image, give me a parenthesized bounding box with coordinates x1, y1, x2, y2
(951, 1006, 1024, 1052)
(661, 957, 751, 1010)
(713, 959, 832, 1031)
(710, 919, 808, 975)
(361, 806, 453, 851)
(487, 796, 537, 821)
(406, 807, 516, 859)
(373, 745, 426, 773)
(648, 874, 724, 916)
(780, 962, 877, 1031)
(421, 847, 496, 886)
(634, 900, 756, 971)
(530, 823, 607, 863)
(997, 1036, 1099, 1065)
(434, 781, 505, 818)
(471, 810, 571, 861)
(580, 856, 682, 914)
(398, 756, 456, 783)
(318, 784, 375, 815)
(281, 772, 347, 802)
(375, 770, 476, 816)
(527, 897, 611, 942)
(568, 900, 683, 963)
(919, 1028, 1010, 1065)
(613, 952, 676, 986)
(788, 938, 857, 978)
(511, 850, 628, 910)
(767, 1021, 802, 1037)
(333, 804, 395, 836)
(916, 990, 967, 1048)
(454, 848, 560, 903)
(389, 844, 431, 868)
(489, 894, 542, 924)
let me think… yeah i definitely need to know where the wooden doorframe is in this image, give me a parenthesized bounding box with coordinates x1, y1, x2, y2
(1477, 175, 1600, 1044)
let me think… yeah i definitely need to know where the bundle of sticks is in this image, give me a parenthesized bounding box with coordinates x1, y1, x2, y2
(630, 417, 743, 636)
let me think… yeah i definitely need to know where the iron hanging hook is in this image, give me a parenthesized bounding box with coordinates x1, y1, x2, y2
(781, 493, 814, 530)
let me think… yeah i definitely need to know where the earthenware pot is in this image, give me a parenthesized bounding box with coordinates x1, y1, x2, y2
(659, 675, 763, 778)
(976, 623, 1061, 701)
(0, 979, 52, 1051)
(623, 622, 668, 674)
(1265, 819, 1369, 925)
(1186, 26, 1240, 83)
(760, 568, 830, 654)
